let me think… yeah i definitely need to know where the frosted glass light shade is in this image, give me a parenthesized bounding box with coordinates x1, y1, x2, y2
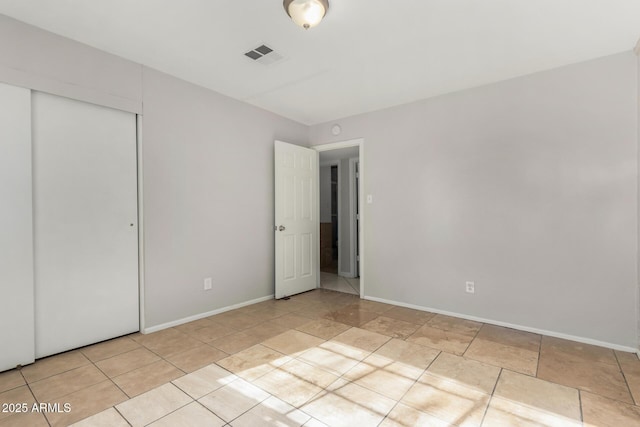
(284, 0, 329, 29)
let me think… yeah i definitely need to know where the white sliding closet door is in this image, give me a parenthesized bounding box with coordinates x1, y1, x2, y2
(0, 83, 34, 371)
(33, 92, 139, 358)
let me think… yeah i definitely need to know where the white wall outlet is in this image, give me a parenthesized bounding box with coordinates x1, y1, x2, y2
(204, 277, 212, 291)
(465, 281, 475, 294)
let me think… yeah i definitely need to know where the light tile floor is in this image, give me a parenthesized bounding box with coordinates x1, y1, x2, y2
(2, 289, 640, 426)
(320, 272, 359, 295)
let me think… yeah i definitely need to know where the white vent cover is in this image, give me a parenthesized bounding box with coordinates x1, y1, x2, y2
(244, 44, 284, 66)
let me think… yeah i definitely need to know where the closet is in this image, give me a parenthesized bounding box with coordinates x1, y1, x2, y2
(0, 84, 139, 370)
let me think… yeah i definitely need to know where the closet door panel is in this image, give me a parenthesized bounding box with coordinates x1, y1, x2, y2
(33, 92, 139, 358)
(0, 83, 34, 371)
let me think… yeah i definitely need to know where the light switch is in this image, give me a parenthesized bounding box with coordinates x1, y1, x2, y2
(367, 195, 373, 204)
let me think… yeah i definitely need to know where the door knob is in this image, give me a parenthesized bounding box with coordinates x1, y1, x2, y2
(279, 225, 286, 231)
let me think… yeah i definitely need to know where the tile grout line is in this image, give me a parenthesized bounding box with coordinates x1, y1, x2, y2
(42, 348, 134, 426)
(478, 368, 504, 427)
(386, 350, 445, 425)
(108, 406, 134, 427)
(407, 350, 445, 420)
(136, 394, 194, 427)
(613, 350, 637, 405)
(89, 356, 134, 406)
(535, 335, 543, 378)
(31, 366, 109, 418)
(219, 379, 272, 426)
(332, 336, 442, 425)
(88, 345, 148, 379)
(341, 276, 360, 295)
(189, 400, 226, 425)
(461, 321, 485, 358)
(16, 369, 53, 427)
(578, 390, 585, 423)
(21, 350, 93, 385)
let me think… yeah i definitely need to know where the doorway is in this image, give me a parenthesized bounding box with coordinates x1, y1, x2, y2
(315, 139, 364, 296)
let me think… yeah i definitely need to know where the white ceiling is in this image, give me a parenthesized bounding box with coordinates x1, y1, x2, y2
(1, 1, 639, 125)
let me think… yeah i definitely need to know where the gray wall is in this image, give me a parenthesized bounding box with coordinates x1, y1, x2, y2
(310, 52, 639, 348)
(142, 68, 307, 327)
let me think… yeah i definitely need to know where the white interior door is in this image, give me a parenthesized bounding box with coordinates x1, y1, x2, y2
(275, 140, 318, 298)
(33, 92, 139, 358)
(0, 83, 34, 371)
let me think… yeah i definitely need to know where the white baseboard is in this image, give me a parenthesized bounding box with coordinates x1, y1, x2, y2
(339, 272, 356, 279)
(364, 295, 639, 354)
(142, 294, 274, 334)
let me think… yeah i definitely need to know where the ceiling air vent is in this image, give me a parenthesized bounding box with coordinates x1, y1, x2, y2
(244, 44, 284, 66)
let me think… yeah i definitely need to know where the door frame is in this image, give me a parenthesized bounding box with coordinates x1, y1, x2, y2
(349, 157, 359, 278)
(313, 138, 365, 297)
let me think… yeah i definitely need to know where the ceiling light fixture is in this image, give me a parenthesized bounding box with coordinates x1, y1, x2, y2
(283, 0, 329, 30)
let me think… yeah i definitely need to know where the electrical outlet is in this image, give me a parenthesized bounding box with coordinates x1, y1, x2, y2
(204, 277, 212, 291)
(465, 281, 475, 294)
